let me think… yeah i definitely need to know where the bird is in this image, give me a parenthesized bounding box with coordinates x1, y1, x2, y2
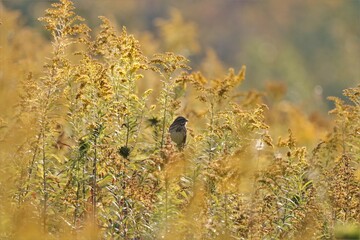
(169, 116, 188, 149)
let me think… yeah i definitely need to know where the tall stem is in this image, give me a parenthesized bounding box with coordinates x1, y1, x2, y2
(24, 134, 41, 199)
(121, 151, 128, 238)
(42, 129, 47, 233)
(74, 155, 81, 227)
(160, 93, 169, 149)
(125, 74, 132, 148)
(224, 193, 228, 232)
(165, 174, 169, 234)
(209, 102, 215, 161)
(92, 136, 97, 225)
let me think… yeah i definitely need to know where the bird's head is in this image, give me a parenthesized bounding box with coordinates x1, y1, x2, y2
(173, 116, 188, 126)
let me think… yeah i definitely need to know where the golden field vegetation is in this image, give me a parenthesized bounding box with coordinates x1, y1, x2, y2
(0, 1, 359, 239)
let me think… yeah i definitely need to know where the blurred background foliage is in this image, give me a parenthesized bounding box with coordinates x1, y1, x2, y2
(2, 0, 359, 110)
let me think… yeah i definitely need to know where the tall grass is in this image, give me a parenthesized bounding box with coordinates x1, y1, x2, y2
(0, 0, 359, 239)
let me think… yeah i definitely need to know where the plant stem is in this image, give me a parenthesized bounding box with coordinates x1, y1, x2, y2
(224, 193, 229, 234)
(92, 136, 97, 226)
(125, 116, 130, 149)
(160, 74, 170, 150)
(121, 153, 128, 238)
(24, 134, 41, 198)
(160, 97, 168, 150)
(42, 129, 47, 233)
(209, 102, 215, 161)
(165, 174, 169, 234)
(74, 156, 81, 227)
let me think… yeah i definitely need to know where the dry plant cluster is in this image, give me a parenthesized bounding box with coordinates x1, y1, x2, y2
(0, 1, 359, 239)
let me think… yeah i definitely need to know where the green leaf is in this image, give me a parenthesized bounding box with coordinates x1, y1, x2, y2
(97, 174, 114, 188)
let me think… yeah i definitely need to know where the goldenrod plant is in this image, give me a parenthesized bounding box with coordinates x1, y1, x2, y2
(0, 1, 359, 239)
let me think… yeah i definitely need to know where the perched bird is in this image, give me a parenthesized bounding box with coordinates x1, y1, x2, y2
(169, 116, 188, 149)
